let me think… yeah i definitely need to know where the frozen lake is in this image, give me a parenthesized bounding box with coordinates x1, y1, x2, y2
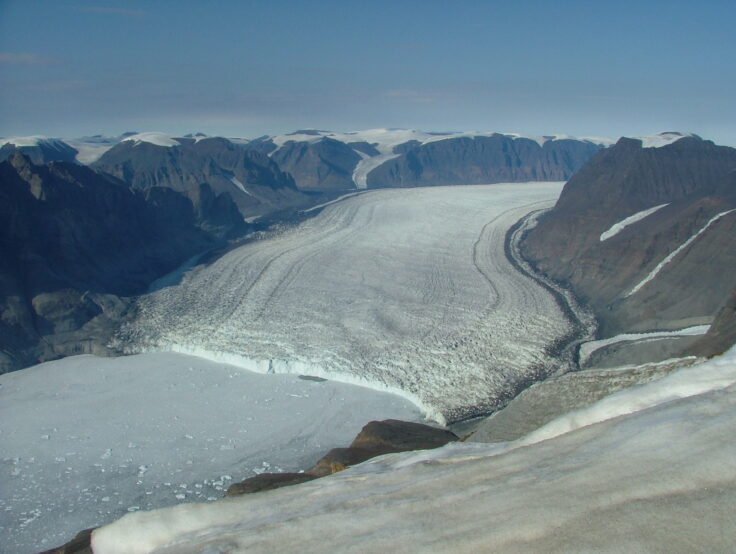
(0, 352, 423, 553)
(123, 183, 570, 422)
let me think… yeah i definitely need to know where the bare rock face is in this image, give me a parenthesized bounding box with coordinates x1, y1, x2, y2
(92, 137, 309, 218)
(270, 137, 363, 191)
(366, 135, 601, 187)
(0, 154, 244, 372)
(686, 286, 736, 357)
(248, 133, 602, 191)
(522, 136, 736, 356)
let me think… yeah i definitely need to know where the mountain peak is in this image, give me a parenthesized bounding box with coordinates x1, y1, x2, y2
(628, 131, 700, 148)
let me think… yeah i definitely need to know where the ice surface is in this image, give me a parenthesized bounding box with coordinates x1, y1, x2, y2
(0, 352, 422, 553)
(121, 132, 182, 147)
(599, 203, 668, 241)
(579, 324, 710, 365)
(64, 135, 126, 164)
(0, 135, 54, 147)
(119, 183, 571, 422)
(632, 131, 697, 148)
(626, 208, 736, 297)
(91, 346, 736, 554)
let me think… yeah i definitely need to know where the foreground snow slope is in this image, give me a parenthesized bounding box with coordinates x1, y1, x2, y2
(0, 353, 422, 554)
(93, 346, 736, 554)
(121, 183, 570, 422)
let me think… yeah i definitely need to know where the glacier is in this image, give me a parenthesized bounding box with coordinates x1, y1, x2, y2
(119, 183, 573, 423)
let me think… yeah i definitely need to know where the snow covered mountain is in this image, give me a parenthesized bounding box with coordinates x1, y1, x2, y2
(0, 136, 79, 165)
(522, 133, 736, 366)
(247, 128, 611, 191)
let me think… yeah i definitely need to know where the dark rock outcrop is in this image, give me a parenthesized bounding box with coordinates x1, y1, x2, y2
(349, 418, 459, 452)
(249, 132, 603, 191)
(0, 154, 244, 372)
(92, 137, 310, 218)
(269, 137, 363, 191)
(224, 473, 318, 496)
(226, 419, 458, 496)
(686, 286, 736, 357)
(366, 135, 601, 187)
(521, 135, 736, 358)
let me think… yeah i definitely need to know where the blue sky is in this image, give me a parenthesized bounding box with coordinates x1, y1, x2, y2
(1, 0, 735, 144)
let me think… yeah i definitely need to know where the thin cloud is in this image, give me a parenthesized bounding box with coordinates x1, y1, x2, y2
(0, 52, 54, 64)
(383, 89, 438, 104)
(78, 6, 146, 17)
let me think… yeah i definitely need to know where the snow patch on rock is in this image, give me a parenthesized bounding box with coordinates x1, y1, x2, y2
(579, 325, 710, 366)
(626, 208, 736, 297)
(600, 203, 669, 241)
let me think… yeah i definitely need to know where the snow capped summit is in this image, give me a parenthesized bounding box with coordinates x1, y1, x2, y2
(0, 135, 69, 149)
(260, 128, 613, 190)
(268, 128, 613, 152)
(631, 131, 699, 148)
(121, 132, 184, 147)
(0, 135, 80, 164)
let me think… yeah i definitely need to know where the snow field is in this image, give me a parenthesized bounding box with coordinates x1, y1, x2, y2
(92, 346, 736, 554)
(120, 183, 571, 422)
(0, 352, 423, 553)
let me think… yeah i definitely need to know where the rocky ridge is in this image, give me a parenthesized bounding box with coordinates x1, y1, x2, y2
(0, 153, 247, 373)
(522, 134, 736, 363)
(250, 129, 607, 191)
(91, 136, 310, 219)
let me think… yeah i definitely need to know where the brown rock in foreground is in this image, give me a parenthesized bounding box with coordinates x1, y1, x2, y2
(350, 419, 459, 451)
(46, 420, 458, 550)
(227, 419, 459, 493)
(224, 472, 318, 496)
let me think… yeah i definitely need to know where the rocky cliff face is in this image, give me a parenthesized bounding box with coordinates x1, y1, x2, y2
(92, 137, 309, 218)
(521, 135, 736, 360)
(250, 130, 605, 191)
(269, 137, 363, 191)
(366, 135, 601, 187)
(0, 154, 245, 373)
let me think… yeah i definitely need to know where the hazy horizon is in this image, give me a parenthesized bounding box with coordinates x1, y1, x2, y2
(1, 0, 735, 146)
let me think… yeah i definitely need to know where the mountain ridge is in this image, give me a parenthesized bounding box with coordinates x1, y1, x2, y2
(521, 135, 736, 365)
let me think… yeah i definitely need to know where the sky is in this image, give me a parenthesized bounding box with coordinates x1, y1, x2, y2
(1, 0, 735, 144)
